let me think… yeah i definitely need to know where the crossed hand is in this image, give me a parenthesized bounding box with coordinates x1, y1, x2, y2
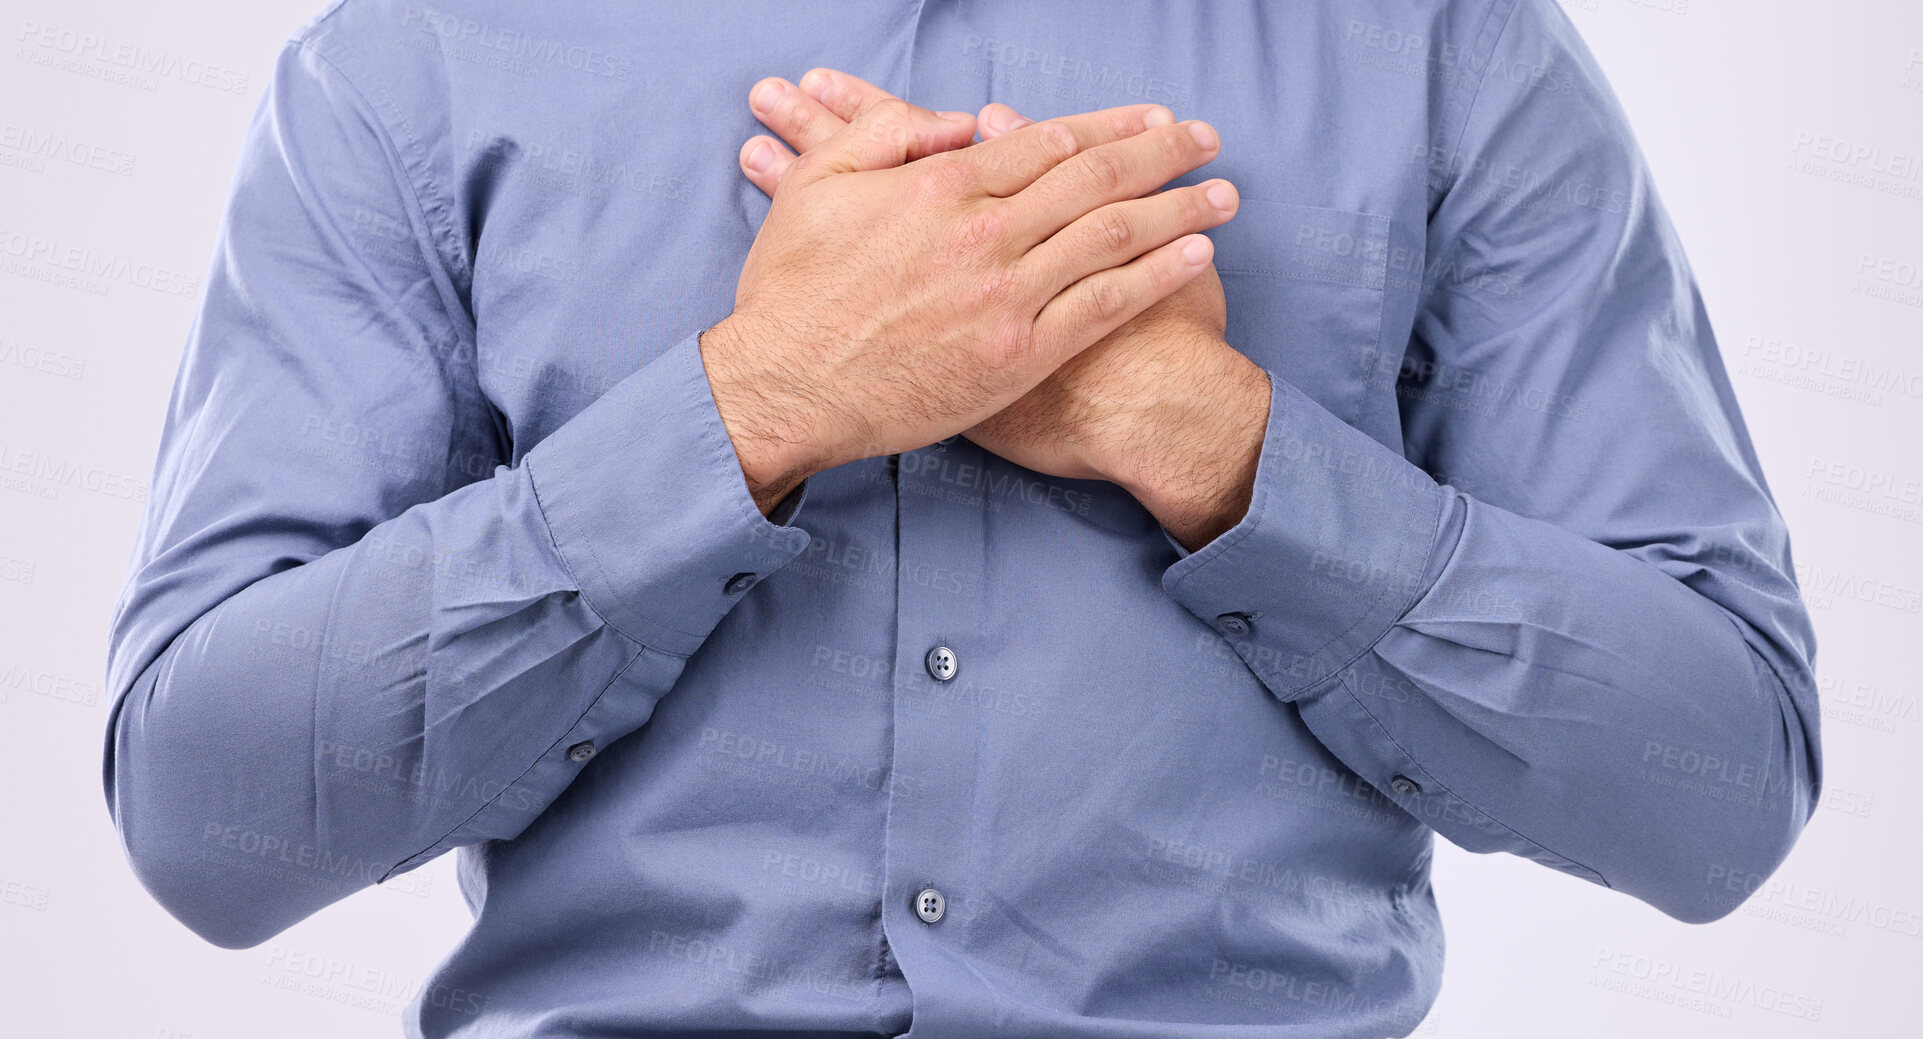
(701, 68, 1266, 548)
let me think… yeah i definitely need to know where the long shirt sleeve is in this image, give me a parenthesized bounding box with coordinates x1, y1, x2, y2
(1157, 0, 1820, 924)
(99, 3, 1828, 1034)
(101, 37, 813, 950)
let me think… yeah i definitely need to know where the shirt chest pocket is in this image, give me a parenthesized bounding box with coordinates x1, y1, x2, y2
(1208, 199, 1391, 427)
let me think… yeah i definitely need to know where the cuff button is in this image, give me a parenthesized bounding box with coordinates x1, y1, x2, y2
(1216, 612, 1253, 637)
(1390, 775, 1421, 796)
(567, 741, 597, 762)
(724, 572, 758, 595)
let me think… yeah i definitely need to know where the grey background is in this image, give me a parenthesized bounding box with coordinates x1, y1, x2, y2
(2, 1, 1918, 1036)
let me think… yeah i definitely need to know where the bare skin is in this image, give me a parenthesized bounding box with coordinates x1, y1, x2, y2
(700, 88, 1237, 521)
(736, 69, 1272, 550)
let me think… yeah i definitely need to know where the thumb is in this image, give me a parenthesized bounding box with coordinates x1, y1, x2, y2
(976, 102, 1034, 141)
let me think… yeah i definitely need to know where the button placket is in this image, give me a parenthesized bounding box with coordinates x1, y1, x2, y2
(881, 438, 991, 1012)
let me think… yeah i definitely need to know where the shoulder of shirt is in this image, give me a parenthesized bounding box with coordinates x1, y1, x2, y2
(278, 0, 475, 293)
(277, 0, 461, 104)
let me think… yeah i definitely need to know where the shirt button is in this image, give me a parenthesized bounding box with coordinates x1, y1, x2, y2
(915, 887, 946, 924)
(1390, 774, 1421, 796)
(567, 741, 596, 762)
(723, 571, 758, 595)
(925, 644, 958, 682)
(1216, 612, 1253, 637)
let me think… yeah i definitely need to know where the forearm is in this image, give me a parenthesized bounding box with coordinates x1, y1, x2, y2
(1296, 491, 1818, 922)
(108, 469, 645, 948)
(106, 333, 814, 949)
(1143, 369, 1819, 922)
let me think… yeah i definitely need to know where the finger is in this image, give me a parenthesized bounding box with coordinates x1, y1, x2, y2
(1005, 119, 1222, 247)
(739, 135, 799, 197)
(797, 67, 892, 122)
(784, 97, 979, 185)
(1023, 180, 1238, 298)
(1033, 234, 1215, 364)
(749, 76, 851, 153)
(796, 66, 978, 156)
(976, 102, 1033, 141)
(965, 103, 1174, 195)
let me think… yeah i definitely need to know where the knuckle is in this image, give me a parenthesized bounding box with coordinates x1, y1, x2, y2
(1182, 187, 1212, 225)
(1084, 277, 1130, 321)
(871, 97, 912, 123)
(969, 267, 1024, 310)
(1037, 120, 1078, 163)
(1148, 254, 1184, 292)
(985, 315, 1037, 366)
(1092, 209, 1134, 253)
(1077, 147, 1127, 194)
(922, 156, 981, 198)
(1161, 125, 1190, 163)
(948, 205, 1008, 254)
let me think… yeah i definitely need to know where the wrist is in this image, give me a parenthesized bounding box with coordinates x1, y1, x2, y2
(699, 314, 825, 517)
(1114, 341, 1271, 552)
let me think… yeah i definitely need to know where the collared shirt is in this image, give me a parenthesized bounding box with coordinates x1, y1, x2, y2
(102, 1, 1821, 1036)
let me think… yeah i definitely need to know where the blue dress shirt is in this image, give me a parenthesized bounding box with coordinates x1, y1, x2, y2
(102, 1, 1822, 1036)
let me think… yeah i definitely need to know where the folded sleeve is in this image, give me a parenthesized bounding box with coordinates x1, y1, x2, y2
(101, 37, 811, 950)
(1158, 0, 1820, 924)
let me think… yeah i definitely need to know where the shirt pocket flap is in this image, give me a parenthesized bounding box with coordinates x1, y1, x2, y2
(1208, 199, 1392, 426)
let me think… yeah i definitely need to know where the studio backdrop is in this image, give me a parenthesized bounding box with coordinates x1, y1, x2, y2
(1, 1, 1917, 1036)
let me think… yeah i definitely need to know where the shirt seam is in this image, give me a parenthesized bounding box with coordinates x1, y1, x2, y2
(284, 35, 477, 366)
(1438, 0, 1525, 200)
(289, 26, 474, 305)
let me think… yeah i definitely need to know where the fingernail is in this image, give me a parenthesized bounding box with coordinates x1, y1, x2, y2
(938, 110, 974, 123)
(1181, 235, 1213, 265)
(745, 140, 773, 173)
(799, 68, 830, 93)
(1144, 106, 1175, 128)
(1206, 181, 1236, 211)
(986, 106, 1030, 133)
(1188, 121, 1219, 150)
(746, 77, 784, 111)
